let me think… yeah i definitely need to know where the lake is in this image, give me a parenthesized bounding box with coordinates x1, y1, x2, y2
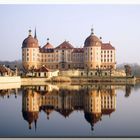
(0, 83, 140, 137)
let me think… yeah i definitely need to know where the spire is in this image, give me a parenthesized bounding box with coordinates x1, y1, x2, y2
(34, 120, 37, 132)
(47, 38, 49, 43)
(91, 124, 94, 131)
(34, 27, 37, 39)
(91, 27, 94, 35)
(29, 123, 32, 129)
(29, 29, 32, 36)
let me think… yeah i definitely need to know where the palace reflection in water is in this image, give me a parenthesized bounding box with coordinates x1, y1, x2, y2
(0, 84, 134, 135)
(21, 84, 118, 131)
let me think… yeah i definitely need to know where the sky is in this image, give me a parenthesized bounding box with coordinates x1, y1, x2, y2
(0, 4, 140, 64)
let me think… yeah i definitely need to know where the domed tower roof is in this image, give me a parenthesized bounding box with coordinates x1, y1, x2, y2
(22, 29, 39, 48)
(84, 112, 102, 131)
(84, 28, 102, 47)
(22, 111, 39, 130)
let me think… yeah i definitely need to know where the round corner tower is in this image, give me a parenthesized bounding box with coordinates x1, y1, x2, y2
(22, 29, 39, 70)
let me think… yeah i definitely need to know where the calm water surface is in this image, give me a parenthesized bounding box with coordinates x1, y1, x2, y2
(0, 83, 140, 137)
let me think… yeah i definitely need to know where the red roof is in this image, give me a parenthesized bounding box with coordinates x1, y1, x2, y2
(42, 42, 54, 49)
(102, 109, 115, 115)
(101, 43, 115, 50)
(34, 66, 49, 72)
(72, 48, 84, 53)
(55, 41, 74, 49)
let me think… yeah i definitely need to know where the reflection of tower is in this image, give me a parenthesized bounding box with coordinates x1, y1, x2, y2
(84, 87, 102, 131)
(22, 88, 40, 130)
(56, 89, 73, 118)
(42, 105, 54, 120)
(101, 86, 116, 116)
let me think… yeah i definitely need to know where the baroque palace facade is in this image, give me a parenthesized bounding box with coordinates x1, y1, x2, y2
(22, 28, 116, 71)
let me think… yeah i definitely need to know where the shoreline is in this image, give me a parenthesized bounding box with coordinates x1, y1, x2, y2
(0, 76, 137, 85)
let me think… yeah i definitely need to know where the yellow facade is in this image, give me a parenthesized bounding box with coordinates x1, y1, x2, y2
(22, 29, 116, 71)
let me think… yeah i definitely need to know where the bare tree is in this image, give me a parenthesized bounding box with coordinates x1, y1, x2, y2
(96, 66, 102, 77)
(124, 65, 132, 77)
(109, 65, 113, 82)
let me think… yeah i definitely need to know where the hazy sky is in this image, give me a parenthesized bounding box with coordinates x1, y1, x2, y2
(0, 4, 140, 64)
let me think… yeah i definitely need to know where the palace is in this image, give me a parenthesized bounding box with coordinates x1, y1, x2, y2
(22, 28, 116, 71)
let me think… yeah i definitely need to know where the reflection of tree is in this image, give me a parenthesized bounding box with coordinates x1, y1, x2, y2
(125, 85, 132, 97)
(96, 66, 102, 77)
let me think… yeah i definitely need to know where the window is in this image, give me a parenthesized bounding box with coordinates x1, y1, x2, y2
(68, 64, 70, 68)
(62, 63, 65, 68)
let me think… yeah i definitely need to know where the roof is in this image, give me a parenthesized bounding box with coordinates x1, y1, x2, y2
(102, 109, 115, 115)
(101, 43, 115, 50)
(72, 48, 84, 53)
(84, 34, 102, 47)
(40, 48, 54, 53)
(84, 112, 102, 124)
(41, 105, 54, 116)
(42, 42, 54, 49)
(22, 35, 39, 48)
(34, 66, 49, 72)
(56, 109, 73, 118)
(22, 111, 39, 124)
(0, 65, 8, 73)
(55, 41, 74, 49)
